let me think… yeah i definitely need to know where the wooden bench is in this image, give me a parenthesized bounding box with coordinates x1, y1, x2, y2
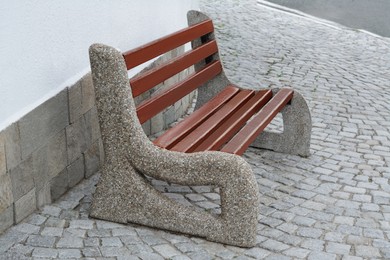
(123, 12, 311, 157)
(88, 11, 311, 248)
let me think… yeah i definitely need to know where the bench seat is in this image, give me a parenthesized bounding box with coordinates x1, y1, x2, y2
(154, 86, 293, 155)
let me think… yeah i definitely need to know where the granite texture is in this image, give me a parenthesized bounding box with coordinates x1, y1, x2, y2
(88, 44, 260, 247)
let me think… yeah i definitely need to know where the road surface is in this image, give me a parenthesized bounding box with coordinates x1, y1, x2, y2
(265, 0, 390, 37)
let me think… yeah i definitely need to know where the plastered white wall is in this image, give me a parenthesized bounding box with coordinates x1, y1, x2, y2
(0, 0, 199, 130)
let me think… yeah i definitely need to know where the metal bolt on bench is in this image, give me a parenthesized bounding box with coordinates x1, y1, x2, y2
(88, 10, 311, 247)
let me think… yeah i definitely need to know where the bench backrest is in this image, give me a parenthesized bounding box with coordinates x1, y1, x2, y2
(122, 19, 221, 124)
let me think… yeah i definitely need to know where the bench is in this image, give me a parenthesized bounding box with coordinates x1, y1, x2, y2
(88, 11, 311, 247)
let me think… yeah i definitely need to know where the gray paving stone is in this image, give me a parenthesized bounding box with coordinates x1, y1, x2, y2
(102, 237, 123, 247)
(283, 247, 311, 258)
(69, 219, 94, 229)
(26, 235, 56, 248)
(41, 227, 63, 237)
(355, 245, 381, 258)
(14, 223, 40, 234)
(308, 251, 337, 260)
(261, 239, 290, 252)
(137, 252, 164, 260)
(58, 248, 82, 258)
(153, 244, 181, 258)
(63, 228, 86, 238)
(326, 242, 351, 255)
(32, 247, 58, 258)
(56, 236, 83, 248)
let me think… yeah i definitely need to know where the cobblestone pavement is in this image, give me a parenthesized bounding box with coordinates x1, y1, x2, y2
(1, 0, 390, 259)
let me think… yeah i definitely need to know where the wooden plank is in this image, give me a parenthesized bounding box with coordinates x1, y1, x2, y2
(153, 85, 240, 149)
(123, 20, 214, 70)
(193, 89, 273, 152)
(170, 89, 255, 153)
(136, 60, 222, 124)
(130, 40, 218, 98)
(220, 88, 294, 155)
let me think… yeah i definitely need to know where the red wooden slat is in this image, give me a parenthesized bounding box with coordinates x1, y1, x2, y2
(130, 40, 218, 98)
(170, 89, 255, 153)
(123, 20, 214, 70)
(193, 89, 273, 152)
(220, 88, 294, 155)
(136, 60, 222, 124)
(153, 85, 240, 149)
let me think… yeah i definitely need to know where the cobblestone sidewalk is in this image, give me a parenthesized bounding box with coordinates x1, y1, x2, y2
(1, 0, 390, 259)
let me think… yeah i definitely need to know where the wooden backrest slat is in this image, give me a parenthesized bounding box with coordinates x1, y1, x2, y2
(130, 40, 218, 98)
(123, 19, 214, 70)
(136, 60, 222, 124)
(221, 88, 294, 155)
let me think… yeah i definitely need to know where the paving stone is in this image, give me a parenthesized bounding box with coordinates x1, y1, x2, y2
(82, 247, 102, 257)
(324, 232, 345, 242)
(63, 228, 86, 238)
(355, 245, 381, 258)
(283, 247, 311, 258)
(14, 223, 40, 234)
(326, 242, 351, 255)
(41, 227, 63, 237)
(102, 237, 123, 247)
(58, 248, 82, 258)
(56, 236, 83, 248)
(137, 252, 164, 260)
(261, 239, 290, 252)
(26, 235, 56, 248)
(100, 246, 133, 257)
(32, 247, 58, 258)
(69, 219, 94, 229)
(297, 227, 323, 239)
(301, 239, 325, 251)
(24, 214, 46, 226)
(308, 251, 337, 260)
(41, 205, 62, 217)
(153, 244, 181, 258)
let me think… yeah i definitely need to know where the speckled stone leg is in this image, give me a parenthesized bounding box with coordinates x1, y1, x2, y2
(88, 44, 260, 247)
(251, 88, 312, 157)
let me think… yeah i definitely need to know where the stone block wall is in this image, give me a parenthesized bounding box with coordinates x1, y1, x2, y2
(0, 47, 195, 234)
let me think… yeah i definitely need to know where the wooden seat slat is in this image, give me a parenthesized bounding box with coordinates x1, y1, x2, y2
(170, 89, 255, 153)
(221, 88, 294, 155)
(136, 60, 222, 124)
(130, 40, 218, 98)
(193, 89, 273, 152)
(123, 19, 213, 70)
(153, 85, 240, 149)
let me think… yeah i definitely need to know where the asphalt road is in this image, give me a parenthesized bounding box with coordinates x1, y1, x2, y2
(265, 0, 390, 37)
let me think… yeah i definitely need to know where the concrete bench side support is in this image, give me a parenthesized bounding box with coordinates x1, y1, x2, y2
(88, 44, 260, 247)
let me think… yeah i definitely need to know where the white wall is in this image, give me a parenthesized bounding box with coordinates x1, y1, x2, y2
(0, 0, 199, 130)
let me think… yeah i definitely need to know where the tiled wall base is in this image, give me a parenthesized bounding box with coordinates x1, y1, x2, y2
(0, 47, 193, 233)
